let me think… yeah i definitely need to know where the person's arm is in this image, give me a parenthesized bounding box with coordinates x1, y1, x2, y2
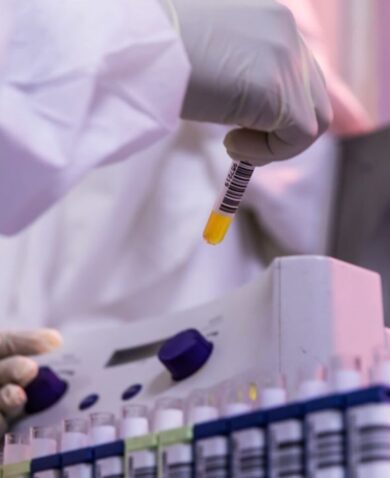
(0, 329, 61, 437)
(0, 0, 190, 235)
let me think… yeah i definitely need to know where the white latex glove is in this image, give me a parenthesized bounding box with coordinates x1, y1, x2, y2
(171, 0, 333, 164)
(0, 329, 62, 436)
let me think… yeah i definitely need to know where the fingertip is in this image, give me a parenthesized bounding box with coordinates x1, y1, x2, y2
(36, 329, 63, 353)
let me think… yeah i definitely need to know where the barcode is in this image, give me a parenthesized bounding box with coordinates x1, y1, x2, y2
(218, 161, 254, 215)
(358, 425, 390, 463)
(316, 430, 345, 468)
(164, 463, 192, 478)
(237, 447, 266, 477)
(133, 468, 157, 478)
(196, 455, 229, 478)
(270, 441, 304, 477)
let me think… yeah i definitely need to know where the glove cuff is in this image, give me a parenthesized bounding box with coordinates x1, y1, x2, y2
(158, 0, 180, 34)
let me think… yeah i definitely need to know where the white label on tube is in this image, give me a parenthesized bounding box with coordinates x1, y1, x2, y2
(214, 161, 255, 217)
(96, 457, 123, 478)
(162, 444, 192, 478)
(269, 420, 304, 478)
(231, 428, 265, 478)
(195, 437, 229, 478)
(34, 472, 61, 478)
(306, 410, 345, 478)
(348, 403, 390, 478)
(63, 464, 92, 478)
(128, 450, 157, 478)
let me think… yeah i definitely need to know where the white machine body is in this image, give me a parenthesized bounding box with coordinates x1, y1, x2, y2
(13, 256, 385, 431)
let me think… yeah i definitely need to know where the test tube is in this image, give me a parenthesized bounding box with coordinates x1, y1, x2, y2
(90, 413, 123, 478)
(60, 417, 89, 452)
(30, 426, 58, 458)
(193, 385, 230, 478)
(186, 389, 219, 426)
(218, 378, 253, 418)
(371, 345, 390, 385)
(203, 160, 255, 245)
(61, 418, 92, 478)
(265, 375, 305, 478)
(120, 404, 149, 439)
(152, 398, 184, 433)
(298, 365, 346, 478)
(230, 372, 266, 478)
(346, 347, 390, 478)
(296, 365, 328, 401)
(124, 405, 156, 478)
(329, 356, 362, 393)
(259, 374, 287, 409)
(3, 432, 30, 465)
(89, 412, 116, 446)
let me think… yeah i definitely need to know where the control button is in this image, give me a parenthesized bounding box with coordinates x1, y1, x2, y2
(158, 329, 214, 381)
(25, 366, 68, 415)
(79, 394, 99, 411)
(122, 384, 142, 401)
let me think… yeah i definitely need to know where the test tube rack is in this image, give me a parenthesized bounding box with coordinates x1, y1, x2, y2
(2, 384, 390, 478)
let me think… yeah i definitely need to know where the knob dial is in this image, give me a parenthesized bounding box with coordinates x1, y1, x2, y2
(158, 329, 213, 381)
(25, 366, 68, 414)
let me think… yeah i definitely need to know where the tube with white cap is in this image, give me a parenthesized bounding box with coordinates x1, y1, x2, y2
(346, 348, 390, 478)
(156, 397, 194, 478)
(265, 374, 305, 478)
(30, 426, 59, 478)
(329, 356, 362, 393)
(230, 372, 266, 478)
(194, 380, 246, 478)
(61, 418, 92, 478)
(121, 404, 149, 440)
(124, 404, 156, 478)
(3, 432, 30, 467)
(89, 413, 122, 478)
(300, 364, 345, 478)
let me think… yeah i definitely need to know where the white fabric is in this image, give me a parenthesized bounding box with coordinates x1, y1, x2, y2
(0, 0, 190, 235)
(0, 122, 264, 331)
(0, 0, 365, 337)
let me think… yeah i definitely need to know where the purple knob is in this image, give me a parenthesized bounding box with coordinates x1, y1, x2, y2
(158, 329, 213, 381)
(24, 366, 68, 414)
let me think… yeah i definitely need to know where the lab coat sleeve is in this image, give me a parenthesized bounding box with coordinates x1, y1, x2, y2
(0, 0, 190, 235)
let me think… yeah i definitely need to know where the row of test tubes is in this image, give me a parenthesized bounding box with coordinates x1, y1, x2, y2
(2, 348, 390, 478)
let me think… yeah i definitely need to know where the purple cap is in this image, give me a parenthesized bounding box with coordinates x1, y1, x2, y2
(158, 329, 213, 381)
(25, 366, 68, 414)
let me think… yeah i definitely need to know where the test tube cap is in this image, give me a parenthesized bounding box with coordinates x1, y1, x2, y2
(158, 329, 213, 381)
(25, 367, 68, 414)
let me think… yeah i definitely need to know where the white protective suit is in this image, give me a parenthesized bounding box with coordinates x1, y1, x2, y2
(0, 0, 369, 332)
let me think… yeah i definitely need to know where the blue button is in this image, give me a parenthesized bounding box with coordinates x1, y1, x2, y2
(79, 394, 99, 411)
(25, 367, 68, 415)
(158, 329, 214, 381)
(122, 384, 142, 401)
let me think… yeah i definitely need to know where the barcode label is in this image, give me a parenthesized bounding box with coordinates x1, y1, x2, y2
(268, 423, 304, 478)
(215, 161, 255, 216)
(195, 446, 228, 478)
(133, 468, 157, 478)
(164, 463, 192, 478)
(358, 425, 390, 463)
(236, 447, 266, 478)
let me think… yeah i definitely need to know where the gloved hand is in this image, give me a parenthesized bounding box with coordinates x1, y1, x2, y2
(0, 329, 62, 437)
(170, 0, 333, 164)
